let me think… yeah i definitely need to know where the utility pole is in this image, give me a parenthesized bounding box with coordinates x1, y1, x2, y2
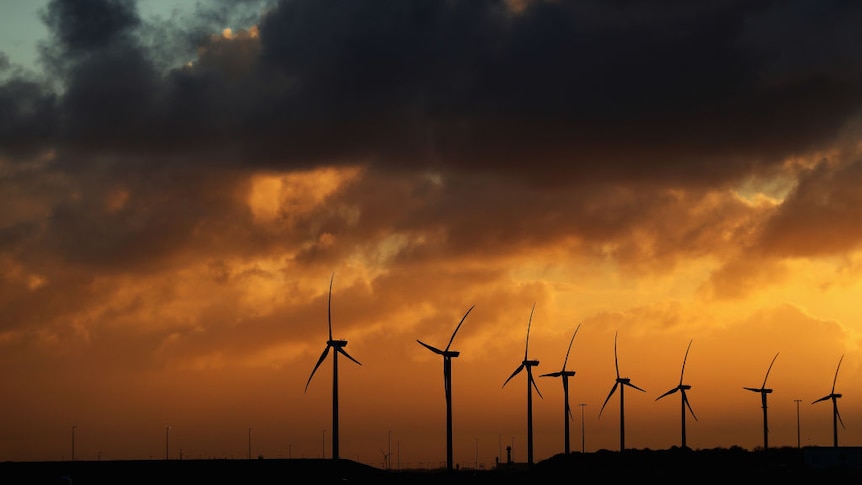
(71, 425, 76, 462)
(794, 399, 802, 448)
(579, 404, 587, 453)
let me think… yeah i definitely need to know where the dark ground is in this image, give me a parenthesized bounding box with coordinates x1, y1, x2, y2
(4, 446, 862, 484)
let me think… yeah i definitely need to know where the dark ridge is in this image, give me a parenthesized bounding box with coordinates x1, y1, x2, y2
(4, 447, 862, 484)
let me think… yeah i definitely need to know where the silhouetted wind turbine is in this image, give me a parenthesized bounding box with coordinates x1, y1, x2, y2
(743, 352, 779, 450)
(503, 303, 542, 469)
(541, 323, 581, 455)
(305, 273, 362, 460)
(656, 339, 697, 449)
(812, 354, 845, 448)
(417, 304, 474, 473)
(599, 331, 645, 452)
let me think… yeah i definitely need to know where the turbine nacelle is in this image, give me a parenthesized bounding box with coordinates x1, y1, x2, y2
(328, 339, 348, 348)
(523, 359, 540, 367)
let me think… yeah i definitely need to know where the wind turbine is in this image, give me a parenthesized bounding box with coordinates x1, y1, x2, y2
(417, 304, 475, 473)
(812, 354, 845, 448)
(305, 273, 362, 460)
(503, 303, 542, 469)
(540, 323, 581, 455)
(599, 331, 645, 452)
(656, 339, 697, 449)
(380, 448, 391, 470)
(743, 352, 779, 450)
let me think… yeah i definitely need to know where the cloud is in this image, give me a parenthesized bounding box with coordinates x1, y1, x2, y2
(3, 0, 861, 183)
(759, 157, 862, 257)
(3, 3, 862, 456)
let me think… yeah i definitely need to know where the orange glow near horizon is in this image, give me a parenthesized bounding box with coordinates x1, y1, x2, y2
(3, 162, 862, 466)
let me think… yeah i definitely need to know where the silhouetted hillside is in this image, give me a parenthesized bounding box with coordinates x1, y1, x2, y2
(4, 447, 862, 484)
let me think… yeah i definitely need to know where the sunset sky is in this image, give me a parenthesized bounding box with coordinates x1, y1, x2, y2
(3, 0, 862, 469)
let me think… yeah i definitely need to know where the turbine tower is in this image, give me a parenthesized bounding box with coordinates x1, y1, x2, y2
(599, 331, 645, 452)
(743, 352, 779, 450)
(656, 339, 697, 449)
(812, 354, 845, 448)
(503, 303, 542, 469)
(305, 273, 362, 460)
(417, 305, 475, 472)
(541, 323, 581, 455)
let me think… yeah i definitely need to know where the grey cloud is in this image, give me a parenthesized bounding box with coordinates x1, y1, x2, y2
(2, 0, 862, 276)
(2, 0, 861, 185)
(40, 0, 140, 54)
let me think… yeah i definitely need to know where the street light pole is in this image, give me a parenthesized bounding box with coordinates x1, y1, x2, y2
(165, 426, 171, 460)
(248, 427, 253, 459)
(794, 399, 802, 448)
(579, 404, 587, 453)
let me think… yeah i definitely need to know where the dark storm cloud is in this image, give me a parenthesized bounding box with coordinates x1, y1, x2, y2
(3, 0, 861, 186)
(40, 0, 140, 54)
(0, 77, 56, 157)
(247, 0, 862, 186)
(3, 0, 862, 279)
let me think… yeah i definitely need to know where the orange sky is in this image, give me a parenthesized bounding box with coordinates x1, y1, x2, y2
(2, 0, 862, 469)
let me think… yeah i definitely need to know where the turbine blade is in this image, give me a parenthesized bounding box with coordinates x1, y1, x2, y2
(305, 346, 331, 392)
(762, 352, 779, 388)
(446, 305, 474, 351)
(679, 339, 693, 384)
(417, 340, 445, 355)
(327, 273, 334, 341)
(540, 371, 563, 378)
(625, 381, 646, 393)
(530, 373, 543, 399)
(337, 346, 362, 366)
(656, 387, 678, 401)
(682, 391, 698, 421)
(832, 354, 844, 393)
(613, 331, 620, 379)
(812, 395, 831, 404)
(561, 323, 582, 369)
(743, 387, 761, 392)
(503, 364, 525, 388)
(599, 382, 619, 417)
(524, 303, 536, 360)
(836, 403, 846, 429)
